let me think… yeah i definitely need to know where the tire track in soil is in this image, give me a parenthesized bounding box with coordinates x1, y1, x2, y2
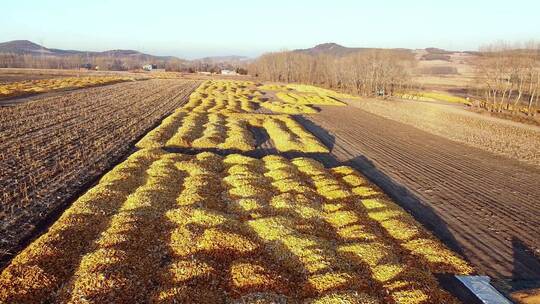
(301, 105, 540, 280)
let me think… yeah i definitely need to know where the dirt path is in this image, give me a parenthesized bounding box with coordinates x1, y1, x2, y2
(300, 105, 540, 281)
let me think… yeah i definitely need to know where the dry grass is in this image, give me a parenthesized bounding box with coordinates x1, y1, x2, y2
(137, 110, 328, 153)
(254, 83, 349, 114)
(0, 76, 135, 99)
(136, 79, 332, 153)
(397, 91, 472, 105)
(258, 84, 291, 91)
(350, 98, 540, 167)
(181, 80, 348, 115)
(285, 84, 358, 100)
(182, 80, 262, 113)
(260, 100, 318, 114)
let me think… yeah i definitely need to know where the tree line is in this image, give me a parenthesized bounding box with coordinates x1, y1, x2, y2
(0, 53, 190, 71)
(474, 42, 540, 116)
(0, 53, 246, 73)
(248, 50, 415, 97)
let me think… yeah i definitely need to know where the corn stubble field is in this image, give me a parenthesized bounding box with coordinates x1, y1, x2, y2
(0, 79, 473, 303)
(0, 76, 136, 100)
(0, 79, 200, 258)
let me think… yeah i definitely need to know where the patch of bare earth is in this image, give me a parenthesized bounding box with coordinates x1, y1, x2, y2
(346, 98, 540, 167)
(301, 105, 540, 281)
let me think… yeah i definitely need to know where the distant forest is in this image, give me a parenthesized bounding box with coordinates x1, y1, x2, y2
(248, 49, 415, 97)
(0, 53, 246, 73)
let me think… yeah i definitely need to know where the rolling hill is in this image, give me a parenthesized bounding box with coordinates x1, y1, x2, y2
(294, 42, 412, 57)
(0, 40, 178, 61)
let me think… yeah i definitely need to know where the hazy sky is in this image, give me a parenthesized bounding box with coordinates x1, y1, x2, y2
(2, 0, 539, 59)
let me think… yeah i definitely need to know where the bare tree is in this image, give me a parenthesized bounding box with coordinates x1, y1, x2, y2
(474, 41, 540, 116)
(249, 49, 413, 97)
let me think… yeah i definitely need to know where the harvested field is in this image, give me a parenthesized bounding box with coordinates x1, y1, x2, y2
(137, 80, 336, 153)
(0, 76, 136, 100)
(302, 104, 540, 280)
(0, 150, 472, 303)
(0, 68, 95, 84)
(3, 78, 522, 303)
(265, 91, 345, 114)
(286, 84, 358, 100)
(349, 98, 540, 167)
(0, 73, 67, 83)
(183, 80, 264, 113)
(0, 79, 200, 260)
(275, 92, 345, 106)
(136, 111, 328, 153)
(183, 80, 346, 115)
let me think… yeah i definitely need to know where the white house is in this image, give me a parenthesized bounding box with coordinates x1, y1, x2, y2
(221, 69, 238, 76)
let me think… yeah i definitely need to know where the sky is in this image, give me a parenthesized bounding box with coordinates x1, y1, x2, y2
(1, 0, 539, 59)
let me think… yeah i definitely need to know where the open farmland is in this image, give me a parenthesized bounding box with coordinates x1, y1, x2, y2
(139, 80, 337, 154)
(300, 103, 540, 281)
(0, 75, 136, 100)
(3, 77, 538, 303)
(0, 68, 136, 83)
(137, 111, 328, 153)
(183, 80, 345, 115)
(0, 78, 480, 303)
(0, 79, 200, 260)
(0, 150, 472, 303)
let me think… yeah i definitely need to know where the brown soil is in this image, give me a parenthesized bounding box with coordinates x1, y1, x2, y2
(299, 105, 540, 281)
(0, 73, 67, 83)
(0, 79, 200, 263)
(349, 98, 540, 167)
(468, 107, 540, 127)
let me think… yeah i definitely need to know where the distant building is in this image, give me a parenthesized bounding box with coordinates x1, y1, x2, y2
(142, 64, 154, 71)
(221, 69, 238, 76)
(143, 64, 165, 72)
(80, 63, 99, 71)
(197, 71, 212, 75)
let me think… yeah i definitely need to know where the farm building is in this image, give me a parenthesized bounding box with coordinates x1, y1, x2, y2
(221, 69, 238, 75)
(79, 63, 99, 71)
(143, 64, 165, 72)
(142, 64, 156, 71)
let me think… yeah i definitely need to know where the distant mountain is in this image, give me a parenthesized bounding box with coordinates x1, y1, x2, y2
(0, 40, 180, 61)
(294, 43, 364, 56)
(192, 55, 253, 66)
(424, 47, 454, 55)
(0, 40, 50, 54)
(294, 42, 412, 57)
(197, 55, 249, 62)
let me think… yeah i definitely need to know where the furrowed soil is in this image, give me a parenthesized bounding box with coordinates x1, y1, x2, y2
(0, 79, 200, 263)
(300, 104, 540, 281)
(350, 98, 540, 167)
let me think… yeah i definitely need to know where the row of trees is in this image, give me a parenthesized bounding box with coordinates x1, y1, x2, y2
(248, 50, 415, 97)
(0, 53, 243, 73)
(0, 53, 196, 71)
(474, 42, 540, 115)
